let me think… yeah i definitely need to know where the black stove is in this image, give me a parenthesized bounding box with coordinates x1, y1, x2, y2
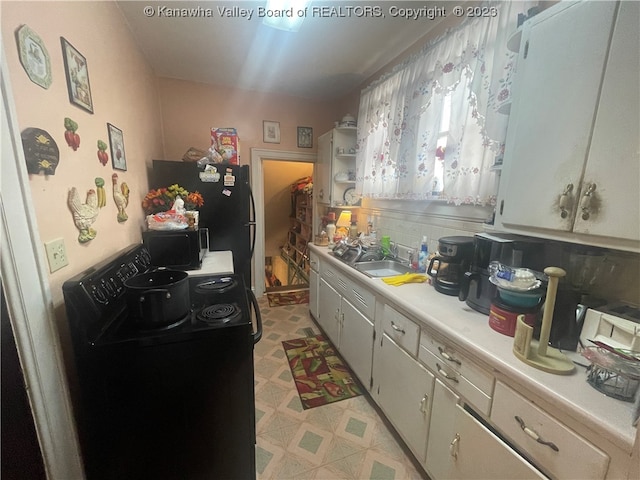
(62, 244, 261, 480)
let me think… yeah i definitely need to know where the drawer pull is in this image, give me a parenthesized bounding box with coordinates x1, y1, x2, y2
(436, 363, 459, 383)
(438, 346, 461, 365)
(390, 321, 406, 334)
(449, 433, 460, 460)
(515, 416, 559, 452)
(419, 393, 429, 414)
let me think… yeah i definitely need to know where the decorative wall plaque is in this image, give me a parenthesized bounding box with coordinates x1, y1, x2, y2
(16, 25, 52, 89)
(21, 127, 59, 175)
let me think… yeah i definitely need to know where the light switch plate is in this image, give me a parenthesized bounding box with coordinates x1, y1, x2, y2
(44, 238, 69, 272)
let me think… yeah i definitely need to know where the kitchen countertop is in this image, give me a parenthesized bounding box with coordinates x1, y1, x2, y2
(186, 250, 234, 277)
(310, 244, 637, 455)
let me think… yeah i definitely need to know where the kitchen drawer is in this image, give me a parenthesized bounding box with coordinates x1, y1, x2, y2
(491, 381, 609, 480)
(342, 277, 375, 320)
(382, 305, 420, 356)
(419, 344, 492, 415)
(419, 329, 494, 397)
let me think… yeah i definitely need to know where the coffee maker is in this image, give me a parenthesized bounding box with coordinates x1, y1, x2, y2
(459, 233, 545, 314)
(428, 236, 475, 296)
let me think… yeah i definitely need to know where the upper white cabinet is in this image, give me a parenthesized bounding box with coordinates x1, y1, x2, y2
(497, 0, 639, 252)
(316, 128, 358, 207)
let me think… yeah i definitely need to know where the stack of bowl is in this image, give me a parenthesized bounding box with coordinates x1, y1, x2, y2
(488, 267, 544, 337)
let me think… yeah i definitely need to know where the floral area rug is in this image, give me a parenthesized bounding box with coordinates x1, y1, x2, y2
(282, 334, 363, 409)
(266, 289, 309, 307)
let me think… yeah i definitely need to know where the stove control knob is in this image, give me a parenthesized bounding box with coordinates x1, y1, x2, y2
(91, 285, 108, 305)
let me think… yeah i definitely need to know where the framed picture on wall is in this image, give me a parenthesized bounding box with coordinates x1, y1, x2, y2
(263, 120, 280, 144)
(61, 37, 94, 113)
(107, 123, 127, 171)
(297, 127, 313, 148)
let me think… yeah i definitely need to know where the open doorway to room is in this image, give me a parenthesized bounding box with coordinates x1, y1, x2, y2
(263, 160, 313, 297)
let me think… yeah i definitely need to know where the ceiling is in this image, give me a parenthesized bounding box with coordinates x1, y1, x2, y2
(116, 1, 448, 101)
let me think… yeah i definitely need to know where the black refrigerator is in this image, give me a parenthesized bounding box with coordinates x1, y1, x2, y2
(150, 160, 255, 287)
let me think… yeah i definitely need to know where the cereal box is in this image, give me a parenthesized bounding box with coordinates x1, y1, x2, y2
(211, 127, 239, 165)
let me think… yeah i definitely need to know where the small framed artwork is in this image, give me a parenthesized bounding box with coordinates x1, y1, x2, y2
(107, 123, 127, 171)
(61, 37, 93, 113)
(297, 126, 313, 148)
(263, 120, 280, 144)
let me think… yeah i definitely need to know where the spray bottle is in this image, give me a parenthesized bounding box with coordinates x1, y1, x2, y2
(417, 236, 428, 273)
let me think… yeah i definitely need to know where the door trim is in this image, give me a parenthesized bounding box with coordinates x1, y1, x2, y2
(250, 148, 316, 297)
(1, 48, 84, 478)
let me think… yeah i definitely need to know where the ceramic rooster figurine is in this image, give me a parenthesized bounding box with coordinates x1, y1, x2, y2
(112, 173, 130, 222)
(68, 187, 99, 243)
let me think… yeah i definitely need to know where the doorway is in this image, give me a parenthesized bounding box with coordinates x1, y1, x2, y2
(263, 162, 313, 292)
(250, 149, 317, 298)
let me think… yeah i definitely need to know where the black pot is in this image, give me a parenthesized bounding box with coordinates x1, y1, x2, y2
(124, 270, 189, 327)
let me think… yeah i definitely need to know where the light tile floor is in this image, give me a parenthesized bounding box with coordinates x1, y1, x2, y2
(254, 296, 429, 480)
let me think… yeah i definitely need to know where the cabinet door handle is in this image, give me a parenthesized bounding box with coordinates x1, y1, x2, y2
(558, 183, 574, 219)
(390, 321, 405, 334)
(438, 346, 461, 365)
(514, 416, 559, 452)
(579, 183, 597, 220)
(419, 393, 429, 414)
(449, 433, 460, 460)
(319, 188, 324, 200)
(436, 363, 459, 383)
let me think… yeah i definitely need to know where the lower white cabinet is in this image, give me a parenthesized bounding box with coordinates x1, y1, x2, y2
(317, 276, 375, 388)
(491, 381, 609, 480)
(309, 252, 319, 320)
(373, 333, 434, 464)
(425, 379, 545, 480)
(340, 298, 374, 387)
(318, 278, 341, 346)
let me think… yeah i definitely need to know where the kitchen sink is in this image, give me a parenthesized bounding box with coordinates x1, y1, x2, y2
(353, 259, 414, 278)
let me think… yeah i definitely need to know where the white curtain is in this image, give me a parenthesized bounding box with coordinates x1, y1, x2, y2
(356, 1, 533, 205)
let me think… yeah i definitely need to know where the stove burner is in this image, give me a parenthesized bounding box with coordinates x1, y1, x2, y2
(197, 303, 240, 325)
(194, 277, 237, 295)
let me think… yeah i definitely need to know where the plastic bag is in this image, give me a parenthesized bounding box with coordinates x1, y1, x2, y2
(147, 211, 188, 230)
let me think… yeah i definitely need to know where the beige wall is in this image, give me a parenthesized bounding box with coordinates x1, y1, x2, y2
(2, 1, 164, 307)
(157, 77, 340, 163)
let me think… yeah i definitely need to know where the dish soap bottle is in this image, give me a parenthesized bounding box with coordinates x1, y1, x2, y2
(417, 236, 428, 273)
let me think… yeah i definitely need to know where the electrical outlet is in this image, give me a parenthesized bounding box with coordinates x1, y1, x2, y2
(44, 238, 69, 273)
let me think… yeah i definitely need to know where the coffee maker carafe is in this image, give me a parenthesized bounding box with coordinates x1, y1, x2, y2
(459, 233, 544, 314)
(428, 236, 474, 296)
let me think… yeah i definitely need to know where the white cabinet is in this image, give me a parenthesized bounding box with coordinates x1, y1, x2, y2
(340, 297, 374, 387)
(318, 278, 341, 346)
(425, 380, 545, 480)
(316, 260, 376, 388)
(308, 251, 320, 320)
(419, 329, 494, 416)
(315, 128, 358, 207)
(497, 0, 639, 251)
(491, 381, 609, 480)
(373, 332, 434, 464)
